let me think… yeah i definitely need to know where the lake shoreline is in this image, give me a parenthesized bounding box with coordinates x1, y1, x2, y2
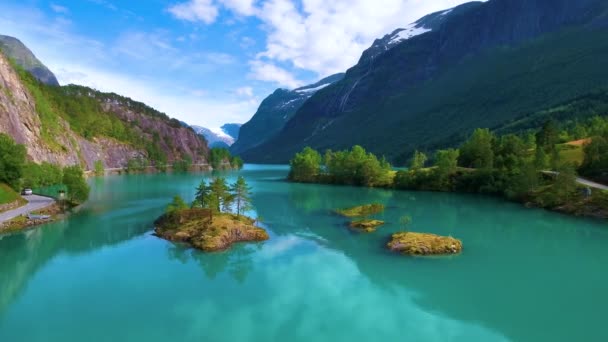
(289, 177, 608, 221)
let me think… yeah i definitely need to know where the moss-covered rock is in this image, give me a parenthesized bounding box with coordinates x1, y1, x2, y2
(154, 209, 269, 252)
(349, 219, 385, 233)
(335, 203, 385, 217)
(387, 232, 462, 256)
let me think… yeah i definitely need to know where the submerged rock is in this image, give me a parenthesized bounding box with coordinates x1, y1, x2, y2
(154, 209, 269, 252)
(335, 203, 385, 217)
(387, 232, 462, 256)
(349, 219, 385, 233)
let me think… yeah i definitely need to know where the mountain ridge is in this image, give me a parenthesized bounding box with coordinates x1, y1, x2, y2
(239, 0, 608, 164)
(230, 73, 344, 156)
(0, 35, 59, 86)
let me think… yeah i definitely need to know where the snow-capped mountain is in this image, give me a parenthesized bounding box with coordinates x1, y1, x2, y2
(230, 73, 344, 155)
(192, 123, 241, 149)
(362, 6, 457, 63)
(240, 0, 608, 163)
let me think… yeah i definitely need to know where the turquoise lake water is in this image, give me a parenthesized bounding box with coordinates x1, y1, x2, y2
(1, 165, 607, 341)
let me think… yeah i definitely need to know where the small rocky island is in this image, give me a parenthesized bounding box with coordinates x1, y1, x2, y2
(155, 176, 268, 252)
(335, 204, 386, 233)
(387, 232, 462, 256)
(154, 209, 268, 252)
(349, 219, 385, 233)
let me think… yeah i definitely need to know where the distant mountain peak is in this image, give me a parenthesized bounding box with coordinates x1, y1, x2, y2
(229, 73, 345, 156)
(0, 35, 59, 86)
(191, 123, 242, 148)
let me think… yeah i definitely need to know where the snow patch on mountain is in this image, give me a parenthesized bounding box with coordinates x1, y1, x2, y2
(295, 83, 331, 94)
(191, 124, 241, 148)
(388, 24, 432, 46)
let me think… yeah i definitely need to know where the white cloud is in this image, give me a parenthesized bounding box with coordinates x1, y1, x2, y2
(248, 60, 301, 88)
(0, 4, 257, 127)
(168, 0, 219, 24)
(254, 0, 477, 76)
(240, 36, 256, 49)
(50, 4, 69, 14)
(236, 86, 254, 97)
(53, 63, 257, 126)
(219, 0, 257, 16)
(168, 0, 476, 81)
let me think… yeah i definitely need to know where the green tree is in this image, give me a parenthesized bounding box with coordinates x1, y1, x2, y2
(94, 160, 104, 176)
(550, 164, 578, 203)
(435, 149, 460, 177)
(166, 195, 188, 214)
(410, 150, 427, 171)
(230, 176, 253, 217)
(289, 147, 322, 182)
(459, 128, 494, 169)
(536, 120, 559, 152)
(535, 147, 549, 170)
(192, 179, 210, 208)
(580, 136, 608, 179)
(0, 133, 27, 189)
(62, 165, 90, 204)
(230, 156, 244, 170)
(208, 177, 231, 213)
(504, 160, 539, 200)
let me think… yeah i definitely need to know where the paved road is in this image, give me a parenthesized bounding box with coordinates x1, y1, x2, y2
(542, 171, 608, 190)
(0, 195, 56, 224)
(575, 177, 608, 191)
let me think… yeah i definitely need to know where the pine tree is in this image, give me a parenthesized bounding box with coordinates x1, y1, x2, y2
(208, 177, 230, 213)
(192, 179, 210, 208)
(166, 195, 188, 214)
(230, 176, 253, 217)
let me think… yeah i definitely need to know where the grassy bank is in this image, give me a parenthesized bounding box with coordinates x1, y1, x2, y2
(0, 183, 19, 205)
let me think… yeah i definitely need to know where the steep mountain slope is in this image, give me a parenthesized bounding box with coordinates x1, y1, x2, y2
(191, 123, 241, 148)
(0, 50, 208, 170)
(221, 123, 241, 140)
(230, 73, 344, 156)
(243, 0, 608, 163)
(0, 35, 59, 86)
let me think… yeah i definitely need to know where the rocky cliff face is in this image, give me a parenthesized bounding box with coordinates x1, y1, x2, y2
(0, 52, 208, 170)
(241, 0, 608, 163)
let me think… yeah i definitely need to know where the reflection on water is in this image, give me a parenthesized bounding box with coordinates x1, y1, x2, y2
(1, 165, 607, 341)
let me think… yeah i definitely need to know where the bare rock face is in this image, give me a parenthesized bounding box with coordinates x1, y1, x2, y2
(0, 52, 208, 169)
(103, 102, 208, 164)
(0, 52, 78, 166)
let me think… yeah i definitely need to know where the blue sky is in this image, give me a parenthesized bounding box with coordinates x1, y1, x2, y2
(0, 0, 474, 127)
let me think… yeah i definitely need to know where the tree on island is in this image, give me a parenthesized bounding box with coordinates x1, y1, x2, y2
(192, 179, 210, 208)
(230, 176, 253, 217)
(207, 177, 233, 213)
(166, 195, 188, 213)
